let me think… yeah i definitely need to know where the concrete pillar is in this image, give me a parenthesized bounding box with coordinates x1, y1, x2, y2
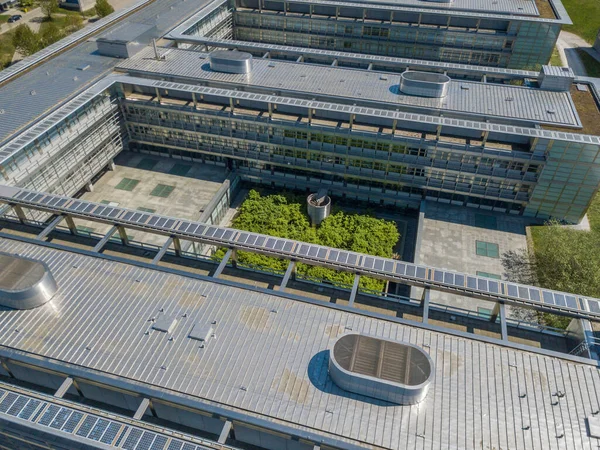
(64, 216, 78, 235)
(491, 303, 508, 341)
(84, 181, 94, 193)
(54, 377, 74, 398)
(36, 215, 65, 240)
(348, 274, 361, 307)
(117, 226, 129, 245)
(93, 225, 118, 252)
(213, 248, 233, 278)
(218, 420, 233, 444)
(279, 261, 296, 292)
(133, 398, 150, 420)
(421, 288, 430, 324)
(106, 160, 116, 171)
(172, 236, 182, 256)
(152, 237, 173, 264)
(11, 204, 27, 223)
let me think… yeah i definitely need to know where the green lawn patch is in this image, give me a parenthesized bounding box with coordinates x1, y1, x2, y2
(550, 46, 562, 66)
(150, 184, 175, 198)
(0, 14, 10, 24)
(115, 178, 140, 191)
(529, 192, 600, 328)
(561, 0, 600, 44)
(138, 207, 156, 213)
(215, 190, 400, 291)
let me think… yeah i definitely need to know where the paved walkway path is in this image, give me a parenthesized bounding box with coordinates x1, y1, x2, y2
(556, 30, 600, 76)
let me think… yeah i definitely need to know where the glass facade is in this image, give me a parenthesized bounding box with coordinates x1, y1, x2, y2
(225, 1, 561, 70)
(119, 99, 599, 218)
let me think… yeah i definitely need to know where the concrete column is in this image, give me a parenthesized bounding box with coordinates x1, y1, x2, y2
(491, 302, 508, 341)
(36, 215, 64, 240)
(106, 160, 116, 171)
(279, 261, 296, 292)
(218, 420, 233, 444)
(64, 216, 78, 235)
(192, 92, 198, 109)
(133, 398, 150, 420)
(84, 181, 94, 193)
(155, 87, 161, 104)
(172, 236, 182, 256)
(54, 377, 74, 398)
(11, 204, 27, 223)
(213, 248, 233, 278)
(231, 249, 237, 268)
(117, 226, 129, 245)
(152, 237, 173, 264)
(348, 274, 361, 307)
(421, 288, 430, 324)
(93, 225, 118, 252)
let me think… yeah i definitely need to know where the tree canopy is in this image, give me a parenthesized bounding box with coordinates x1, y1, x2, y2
(216, 190, 400, 291)
(95, 0, 115, 18)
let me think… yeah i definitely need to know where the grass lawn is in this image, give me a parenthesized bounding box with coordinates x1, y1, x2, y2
(550, 46, 562, 66)
(0, 14, 10, 24)
(561, 0, 600, 44)
(576, 49, 600, 77)
(529, 192, 600, 328)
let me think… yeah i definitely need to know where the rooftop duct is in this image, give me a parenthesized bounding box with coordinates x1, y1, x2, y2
(329, 334, 434, 405)
(399, 71, 450, 98)
(307, 189, 331, 226)
(209, 50, 253, 74)
(0, 252, 58, 309)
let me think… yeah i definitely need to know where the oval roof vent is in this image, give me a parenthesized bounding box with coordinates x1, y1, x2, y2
(399, 71, 450, 98)
(329, 334, 433, 405)
(0, 252, 58, 310)
(209, 50, 253, 74)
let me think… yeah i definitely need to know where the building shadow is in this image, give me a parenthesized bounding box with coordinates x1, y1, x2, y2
(307, 350, 396, 407)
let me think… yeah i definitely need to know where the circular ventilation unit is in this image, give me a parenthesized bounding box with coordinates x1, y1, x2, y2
(329, 334, 434, 405)
(399, 71, 450, 98)
(0, 253, 58, 309)
(209, 50, 253, 74)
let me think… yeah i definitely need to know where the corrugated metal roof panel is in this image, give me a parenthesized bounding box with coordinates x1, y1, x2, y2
(0, 237, 597, 450)
(118, 47, 581, 128)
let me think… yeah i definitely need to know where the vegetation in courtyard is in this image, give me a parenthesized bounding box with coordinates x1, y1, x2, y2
(576, 49, 600, 78)
(518, 193, 600, 329)
(95, 0, 114, 18)
(561, 0, 600, 44)
(39, 0, 58, 20)
(216, 190, 400, 291)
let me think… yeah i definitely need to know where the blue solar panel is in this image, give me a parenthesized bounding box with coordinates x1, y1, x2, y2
(406, 265, 416, 277)
(101, 422, 122, 444)
(542, 291, 554, 304)
(89, 418, 110, 440)
(39, 404, 60, 426)
(588, 300, 600, 313)
(62, 411, 83, 433)
(49, 408, 71, 429)
(565, 295, 577, 309)
(507, 284, 519, 297)
(6, 395, 27, 416)
(19, 399, 41, 420)
(122, 428, 143, 450)
(554, 294, 566, 306)
(433, 270, 443, 282)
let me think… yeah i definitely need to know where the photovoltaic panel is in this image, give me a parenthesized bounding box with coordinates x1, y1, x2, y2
(589, 300, 600, 313)
(3, 188, 600, 320)
(122, 428, 143, 449)
(150, 436, 168, 450)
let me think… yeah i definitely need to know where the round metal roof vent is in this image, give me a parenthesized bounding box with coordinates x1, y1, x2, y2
(329, 334, 433, 405)
(209, 50, 253, 74)
(399, 71, 450, 98)
(0, 253, 58, 309)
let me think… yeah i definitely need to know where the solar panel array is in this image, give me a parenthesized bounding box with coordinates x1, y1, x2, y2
(0, 386, 218, 450)
(2, 185, 600, 320)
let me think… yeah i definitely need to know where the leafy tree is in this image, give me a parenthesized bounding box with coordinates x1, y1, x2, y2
(39, 22, 63, 46)
(507, 217, 600, 329)
(39, 0, 58, 20)
(12, 24, 41, 56)
(95, 0, 115, 18)
(214, 190, 400, 292)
